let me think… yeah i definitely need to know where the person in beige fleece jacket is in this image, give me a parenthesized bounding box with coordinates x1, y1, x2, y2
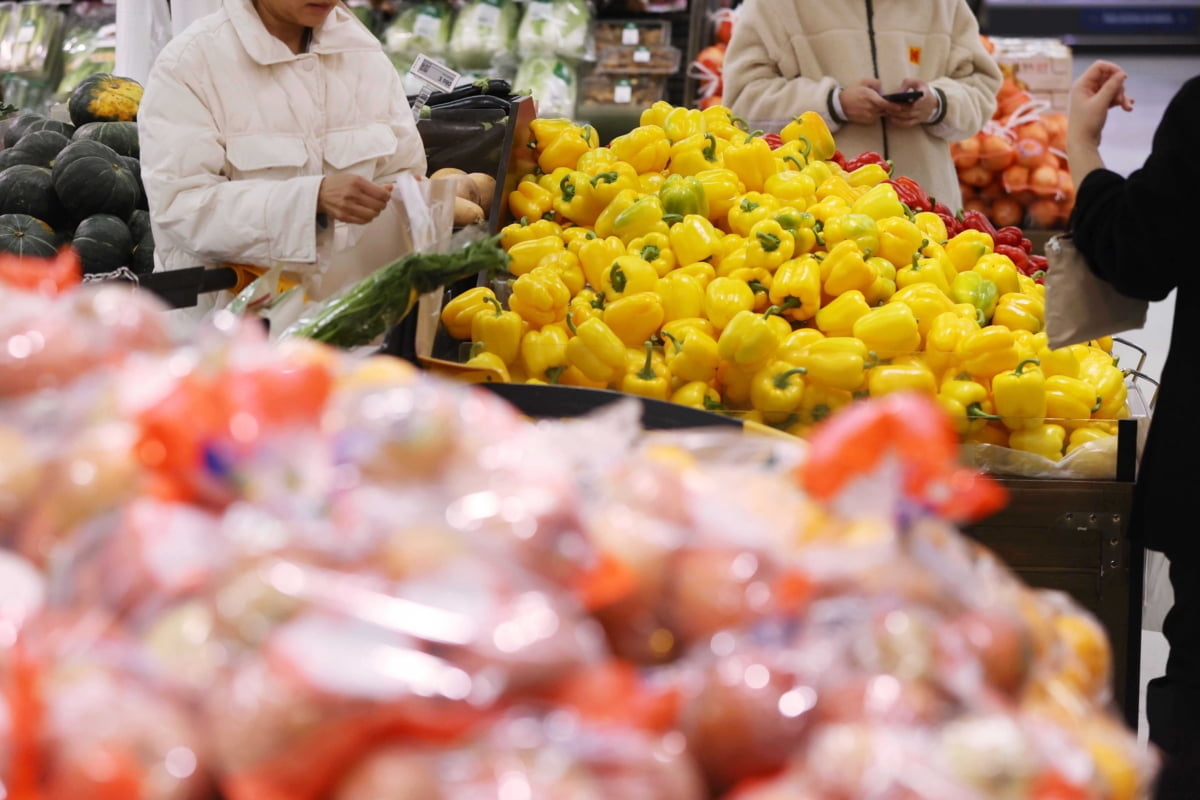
(725, 0, 1001, 209)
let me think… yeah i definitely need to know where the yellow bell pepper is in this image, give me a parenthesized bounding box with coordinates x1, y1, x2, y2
(600, 254, 658, 301)
(938, 375, 1001, 435)
(610, 125, 671, 174)
(808, 195, 852, 224)
(701, 105, 748, 139)
(1017, 273, 1044, 298)
(1009, 423, 1066, 461)
(661, 326, 721, 384)
(669, 132, 727, 175)
(992, 358, 1047, 431)
(876, 217, 926, 271)
(711, 232, 746, 266)
(500, 218, 562, 250)
(705, 276, 756, 329)
(717, 309, 785, 370)
(924, 311, 979, 376)
(509, 180, 557, 222)
(786, 337, 871, 391)
(956, 325, 1022, 380)
(845, 163, 891, 189)
(852, 303, 921, 358)
(1044, 374, 1102, 426)
(538, 168, 575, 198)
(1079, 359, 1128, 419)
(560, 226, 595, 254)
(661, 106, 705, 143)
(536, 250, 585, 297)
(820, 240, 876, 296)
(769, 256, 822, 322)
(822, 213, 880, 258)
(775, 328, 826, 362)
(578, 235, 627, 290)
(619, 342, 672, 400)
(724, 135, 780, 192)
(670, 214, 723, 266)
(565, 316, 627, 384)
(601, 291, 665, 348)
(897, 252, 951, 296)
(913, 211, 949, 243)
(576, 146, 618, 174)
(799, 158, 835, 186)
(921, 241, 959, 286)
(695, 168, 746, 221)
(673, 381, 724, 411)
(728, 267, 773, 313)
(816, 175, 860, 205)
(552, 171, 605, 226)
(797, 384, 854, 425)
(716, 361, 755, 409)
(675, 261, 717, 287)
(567, 289, 604, 328)
(509, 266, 570, 329)
(764, 171, 818, 210)
(558, 364, 607, 389)
(441, 286, 497, 341)
(864, 274, 898, 305)
(1067, 425, 1114, 454)
(750, 360, 809, 424)
(593, 190, 639, 240)
(945, 230, 994, 273)
(537, 124, 596, 173)
(728, 192, 780, 237)
(780, 111, 836, 161)
(519, 323, 570, 383)
(587, 165, 640, 207)
(745, 218, 795, 272)
(462, 344, 512, 382)
(639, 172, 667, 194)
(629, 233, 676, 277)
(972, 254, 1021, 296)
(1038, 345, 1081, 379)
(714, 244, 749, 277)
(613, 195, 671, 243)
(529, 117, 575, 145)
(814, 290, 871, 338)
(868, 361, 937, 397)
(993, 292, 1044, 334)
(772, 207, 822, 254)
(662, 316, 717, 342)
(888, 282, 955, 339)
(639, 101, 673, 128)
(851, 183, 906, 220)
(471, 296, 525, 366)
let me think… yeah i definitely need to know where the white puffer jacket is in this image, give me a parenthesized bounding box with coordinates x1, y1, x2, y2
(139, 0, 426, 301)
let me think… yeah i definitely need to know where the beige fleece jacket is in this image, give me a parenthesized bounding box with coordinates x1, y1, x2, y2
(725, 0, 1001, 209)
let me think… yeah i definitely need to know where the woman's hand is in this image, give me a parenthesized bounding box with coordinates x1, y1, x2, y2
(840, 79, 902, 125)
(886, 79, 940, 128)
(317, 175, 395, 225)
(1069, 60, 1135, 148)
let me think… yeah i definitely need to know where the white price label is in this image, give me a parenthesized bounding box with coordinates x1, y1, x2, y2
(614, 81, 633, 104)
(477, 3, 502, 30)
(409, 53, 461, 93)
(633, 46, 651, 63)
(527, 0, 555, 23)
(412, 12, 442, 42)
(621, 24, 640, 45)
(17, 24, 36, 43)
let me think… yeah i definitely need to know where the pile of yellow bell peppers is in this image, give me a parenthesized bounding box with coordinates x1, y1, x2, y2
(440, 102, 1130, 461)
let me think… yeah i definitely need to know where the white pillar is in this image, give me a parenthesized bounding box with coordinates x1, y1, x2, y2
(114, 0, 173, 84)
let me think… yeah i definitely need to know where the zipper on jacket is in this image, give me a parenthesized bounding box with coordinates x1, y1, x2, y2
(863, 0, 890, 160)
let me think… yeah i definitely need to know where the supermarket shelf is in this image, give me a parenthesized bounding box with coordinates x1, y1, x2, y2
(983, 0, 1200, 50)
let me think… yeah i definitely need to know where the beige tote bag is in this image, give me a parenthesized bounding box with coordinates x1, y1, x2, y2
(1044, 234, 1148, 348)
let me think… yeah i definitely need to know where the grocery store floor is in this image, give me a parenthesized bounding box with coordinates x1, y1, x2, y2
(1081, 51, 1200, 742)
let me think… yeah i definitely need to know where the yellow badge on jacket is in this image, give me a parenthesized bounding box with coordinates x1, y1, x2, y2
(909, 46, 922, 65)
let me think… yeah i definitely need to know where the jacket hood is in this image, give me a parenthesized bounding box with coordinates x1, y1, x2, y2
(225, 0, 380, 65)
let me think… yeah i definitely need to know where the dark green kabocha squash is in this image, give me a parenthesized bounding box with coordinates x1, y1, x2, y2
(130, 228, 154, 275)
(72, 213, 133, 275)
(24, 118, 76, 139)
(51, 139, 139, 221)
(0, 165, 64, 224)
(0, 213, 58, 257)
(73, 121, 139, 159)
(0, 130, 72, 170)
(3, 112, 45, 149)
(127, 208, 151, 243)
(68, 74, 143, 127)
(118, 155, 147, 210)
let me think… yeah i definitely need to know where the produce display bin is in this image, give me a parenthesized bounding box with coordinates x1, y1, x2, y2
(591, 18, 673, 48)
(594, 44, 682, 75)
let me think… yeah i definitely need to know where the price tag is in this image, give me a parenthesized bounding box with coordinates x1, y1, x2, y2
(633, 46, 651, 64)
(408, 54, 461, 121)
(412, 12, 442, 42)
(621, 23, 641, 45)
(527, 0, 555, 23)
(614, 79, 633, 104)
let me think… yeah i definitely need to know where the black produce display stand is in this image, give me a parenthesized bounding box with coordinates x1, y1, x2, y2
(96, 266, 239, 310)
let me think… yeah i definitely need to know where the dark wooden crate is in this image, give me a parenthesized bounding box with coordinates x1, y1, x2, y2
(964, 478, 1142, 727)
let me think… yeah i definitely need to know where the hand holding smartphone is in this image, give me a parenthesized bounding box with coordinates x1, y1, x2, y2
(881, 89, 925, 105)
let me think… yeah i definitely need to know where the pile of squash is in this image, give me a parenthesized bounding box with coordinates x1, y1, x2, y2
(0, 74, 152, 275)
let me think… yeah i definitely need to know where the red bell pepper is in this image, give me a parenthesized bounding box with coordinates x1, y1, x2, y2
(843, 150, 890, 172)
(994, 243, 1031, 274)
(959, 209, 999, 240)
(1021, 237, 1033, 253)
(993, 226, 1025, 248)
(886, 176, 932, 212)
(1029, 254, 1048, 272)
(932, 200, 954, 217)
(938, 211, 963, 237)
(830, 150, 847, 168)
(763, 133, 783, 150)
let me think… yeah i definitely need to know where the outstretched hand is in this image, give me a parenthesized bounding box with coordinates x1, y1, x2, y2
(1069, 60, 1135, 147)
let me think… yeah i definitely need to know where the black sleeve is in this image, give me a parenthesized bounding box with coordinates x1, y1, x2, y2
(1069, 76, 1200, 302)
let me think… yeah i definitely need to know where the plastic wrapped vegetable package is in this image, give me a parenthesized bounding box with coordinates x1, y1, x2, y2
(516, 0, 592, 59)
(447, 0, 519, 72)
(514, 55, 578, 120)
(384, 1, 454, 77)
(0, 260, 1158, 800)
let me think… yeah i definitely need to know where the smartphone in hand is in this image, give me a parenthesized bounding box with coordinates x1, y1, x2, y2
(881, 90, 924, 104)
